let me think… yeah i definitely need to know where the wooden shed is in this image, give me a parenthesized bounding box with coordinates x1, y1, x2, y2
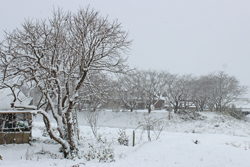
(0, 110, 33, 144)
(0, 88, 35, 144)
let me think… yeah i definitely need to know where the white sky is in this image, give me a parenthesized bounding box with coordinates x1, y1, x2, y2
(1, 0, 250, 97)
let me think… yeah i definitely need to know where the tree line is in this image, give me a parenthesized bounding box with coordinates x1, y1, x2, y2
(79, 70, 247, 114)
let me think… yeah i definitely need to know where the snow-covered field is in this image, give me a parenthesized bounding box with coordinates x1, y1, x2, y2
(1, 110, 250, 167)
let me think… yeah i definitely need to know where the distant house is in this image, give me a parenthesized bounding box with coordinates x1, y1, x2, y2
(154, 99, 165, 110)
(0, 88, 36, 145)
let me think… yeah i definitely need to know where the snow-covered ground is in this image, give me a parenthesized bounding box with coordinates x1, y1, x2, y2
(1, 110, 250, 167)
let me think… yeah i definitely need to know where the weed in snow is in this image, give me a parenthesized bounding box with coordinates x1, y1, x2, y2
(36, 147, 63, 159)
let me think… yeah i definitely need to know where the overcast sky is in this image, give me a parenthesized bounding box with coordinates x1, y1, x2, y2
(1, 0, 250, 97)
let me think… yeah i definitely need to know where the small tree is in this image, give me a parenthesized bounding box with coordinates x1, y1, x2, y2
(137, 115, 166, 142)
(83, 110, 101, 138)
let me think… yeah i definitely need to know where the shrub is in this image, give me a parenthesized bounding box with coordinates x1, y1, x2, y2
(118, 129, 129, 146)
(83, 142, 115, 163)
(177, 110, 206, 121)
(83, 110, 100, 138)
(227, 104, 245, 120)
(42, 128, 49, 137)
(137, 115, 166, 141)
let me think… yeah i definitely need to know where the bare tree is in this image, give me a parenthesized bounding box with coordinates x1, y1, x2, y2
(137, 70, 167, 113)
(190, 72, 247, 112)
(0, 7, 131, 158)
(190, 75, 214, 111)
(179, 74, 194, 109)
(164, 74, 184, 113)
(208, 71, 247, 112)
(114, 72, 143, 112)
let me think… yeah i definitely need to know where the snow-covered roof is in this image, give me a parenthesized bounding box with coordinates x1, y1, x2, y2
(0, 110, 38, 114)
(0, 88, 33, 110)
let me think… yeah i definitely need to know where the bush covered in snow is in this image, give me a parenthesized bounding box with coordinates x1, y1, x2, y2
(118, 129, 129, 146)
(226, 104, 245, 120)
(177, 110, 207, 121)
(83, 142, 115, 163)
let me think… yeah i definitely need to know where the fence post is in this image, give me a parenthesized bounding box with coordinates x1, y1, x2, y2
(133, 130, 135, 147)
